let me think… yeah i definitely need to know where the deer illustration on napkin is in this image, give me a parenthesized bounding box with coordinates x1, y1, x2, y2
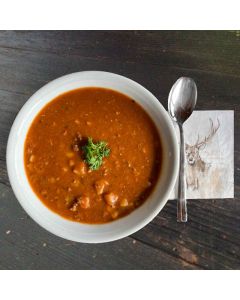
(170, 111, 234, 199)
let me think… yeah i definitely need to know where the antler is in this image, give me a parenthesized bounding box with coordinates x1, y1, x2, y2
(196, 118, 220, 148)
(195, 134, 200, 145)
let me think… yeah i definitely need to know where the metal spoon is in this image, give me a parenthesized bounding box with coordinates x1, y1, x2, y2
(168, 77, 197, 222)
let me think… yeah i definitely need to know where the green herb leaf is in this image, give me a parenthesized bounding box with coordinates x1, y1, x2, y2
(82, 137, 110, 170)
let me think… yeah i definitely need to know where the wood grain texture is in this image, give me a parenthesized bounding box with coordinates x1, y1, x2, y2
(0, 30, 239, 269)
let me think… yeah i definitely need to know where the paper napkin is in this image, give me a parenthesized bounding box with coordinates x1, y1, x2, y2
(170, 111, 234, 199)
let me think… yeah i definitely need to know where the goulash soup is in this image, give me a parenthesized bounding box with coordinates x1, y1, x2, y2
(24, 87, 162, 223)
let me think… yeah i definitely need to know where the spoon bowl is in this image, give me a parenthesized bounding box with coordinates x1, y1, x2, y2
(168, 77, 197, 124)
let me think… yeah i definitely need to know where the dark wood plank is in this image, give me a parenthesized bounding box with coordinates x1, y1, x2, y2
(0, 183, 195, 270)
(0, 30, 239, 269)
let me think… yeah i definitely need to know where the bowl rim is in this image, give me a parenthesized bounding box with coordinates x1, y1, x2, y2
(6, 71, 179, 243)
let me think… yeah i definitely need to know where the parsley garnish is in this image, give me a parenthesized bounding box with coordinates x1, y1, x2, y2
(82, 137, 110, 170)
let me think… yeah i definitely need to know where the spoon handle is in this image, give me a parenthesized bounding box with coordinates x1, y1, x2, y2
(177, 123, 187, 222)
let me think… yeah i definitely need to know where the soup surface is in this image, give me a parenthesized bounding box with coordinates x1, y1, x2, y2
(24, 87, 162, 223)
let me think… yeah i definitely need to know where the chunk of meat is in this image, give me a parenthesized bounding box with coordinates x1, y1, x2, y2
(104, 192, 118, 207)
(68, 198, 78, 211)
(70, 202, 78, 212)
(94, 179, 109, 195)
(73, 144, 79, 152)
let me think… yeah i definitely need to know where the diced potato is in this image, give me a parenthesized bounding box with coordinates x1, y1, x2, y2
(111, 211, 119, 219)
(104, 192, 118, 207)
(73, 162, 86, 175)
(94, 179, 109, 195)
(120, 198, 128, 207)
(78, 195, 90, 209)
(29, 155, 35, 162)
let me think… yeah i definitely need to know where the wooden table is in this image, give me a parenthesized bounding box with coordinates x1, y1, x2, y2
(0, 31, 239, 269)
